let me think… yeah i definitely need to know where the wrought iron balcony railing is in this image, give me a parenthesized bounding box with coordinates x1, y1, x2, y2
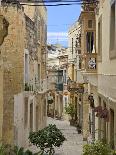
(67, 81, 84, 93)
(35, 79, 48, 93)
(25, 79, 48, 93)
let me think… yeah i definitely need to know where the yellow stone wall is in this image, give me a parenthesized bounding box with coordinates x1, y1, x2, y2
(0, 5, 25, 144)
(0, 2, 47, 145)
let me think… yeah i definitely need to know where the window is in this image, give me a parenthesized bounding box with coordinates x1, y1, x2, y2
(79, 56, 82, 69)
(86, 32, 94, 53)
(88, 20, 93, 28)
(24, 51, 29, 83)
(110, 2, 115, 51)
(38, 64, 40, 81)
(37, 19, 41, 43)
(78, 50, 81, 54)
(98, 16, 102, 60)
(63, 70, 66, 83)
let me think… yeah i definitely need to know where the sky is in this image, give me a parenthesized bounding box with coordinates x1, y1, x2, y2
(47, 4, 81, 47)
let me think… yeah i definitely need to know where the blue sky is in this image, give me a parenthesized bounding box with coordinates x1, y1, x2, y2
(47, 5, 81, 47)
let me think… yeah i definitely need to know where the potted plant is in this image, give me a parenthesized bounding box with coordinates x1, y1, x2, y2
(83, 140, 112, 155)
(65, 104, 76, 126)
(29, 124, 66, 155)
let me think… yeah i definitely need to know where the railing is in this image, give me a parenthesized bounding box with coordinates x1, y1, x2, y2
(82, 53, 97, 73)
(55, 83, 63, 91)
(35, 79, 48, 93)
(24, 79, 48, 93)
(67, 81, 84, 93)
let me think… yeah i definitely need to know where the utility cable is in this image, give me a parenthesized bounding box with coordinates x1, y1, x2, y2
(21, 2, 98, 6)
(19, 0, 99, 6)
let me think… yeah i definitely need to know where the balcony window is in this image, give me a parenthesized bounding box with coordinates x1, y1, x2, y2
(110, 2, 115, 51)
(86, 32, 94, 53)
(98, 16, 102, 60)
(88, 20, 93, 28)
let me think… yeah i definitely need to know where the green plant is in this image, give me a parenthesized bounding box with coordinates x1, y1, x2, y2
(0, 144, 5, 155)
(0, 144, 41, 155)
(83, 141, 112, 155)
(13, 146, 39, 155)
(29, 124, 66, 155)
(0, 144, 13, 155)
(112, 150, 116, 155)
(65, 104, 76, 120)
(13, 146, 25, 155)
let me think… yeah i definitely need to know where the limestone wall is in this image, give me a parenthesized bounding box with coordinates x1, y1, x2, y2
(0, 4, 25, 144)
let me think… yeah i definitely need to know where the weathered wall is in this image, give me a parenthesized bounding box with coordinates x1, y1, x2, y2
(0, 4, 25, 144)
(96, 0, 116, 148)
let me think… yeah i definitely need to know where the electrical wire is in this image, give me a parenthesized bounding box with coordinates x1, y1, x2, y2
(19, 0, 99, 6)
(20, 0, 98, 3)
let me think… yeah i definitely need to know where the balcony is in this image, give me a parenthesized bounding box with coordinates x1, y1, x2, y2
(35, 79, 48, 93)
(24, 79, 48, 94)
(81, 0, 98, 11)
(82, 53, 97, 73)
(55, 83, 63, 91)
(67, 81, 84, 94)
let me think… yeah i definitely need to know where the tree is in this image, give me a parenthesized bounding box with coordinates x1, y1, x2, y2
(29, 124, 66, 155)
(65, 103, 76, 120)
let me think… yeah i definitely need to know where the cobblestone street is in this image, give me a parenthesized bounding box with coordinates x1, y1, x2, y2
(47, 117, 83, 155)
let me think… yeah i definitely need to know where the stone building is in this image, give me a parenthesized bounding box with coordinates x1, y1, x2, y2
(68, 20, 84, 123)
(95, 0, 116, 149)
(78, 1, 97, 141)
(47, 44, 68, 119)
(78, 0, 116, 148)
(68, 0, 116, 148)
(0, 1, 47, 148)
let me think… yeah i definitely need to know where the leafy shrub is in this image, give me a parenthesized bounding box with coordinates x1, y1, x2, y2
(0, 144, 5, 155)
(0, 144, 39, 155)
(29, 124, 66, 155)
(65, 104, 76, 120)
(83, 141, 112, 155)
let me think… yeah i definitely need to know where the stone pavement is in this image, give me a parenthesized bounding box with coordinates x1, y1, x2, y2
(47, 117, 83, 155)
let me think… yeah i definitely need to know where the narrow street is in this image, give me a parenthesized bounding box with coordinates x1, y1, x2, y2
(47, 117, 83, 155)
